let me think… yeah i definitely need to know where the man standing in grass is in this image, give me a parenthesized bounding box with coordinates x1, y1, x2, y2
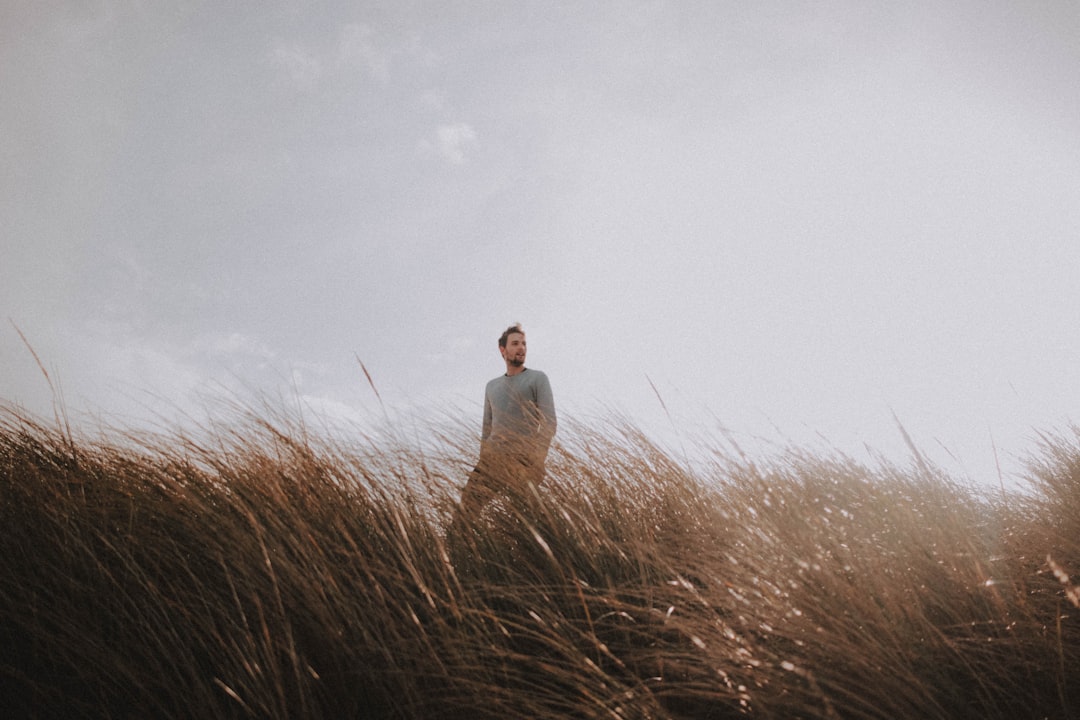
(452, 323, 557, 530)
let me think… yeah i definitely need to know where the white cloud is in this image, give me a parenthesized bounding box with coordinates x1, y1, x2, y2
(418, 123, 477, 164)
(59, 331, 208, 426)
(272, 23, 394, 89)
(271, 43, 323, 88)
(419, 88, 448, 112)
(202, 332, 277, 362)
(297, 393, 371, 429)
(338, 23, 390, 81)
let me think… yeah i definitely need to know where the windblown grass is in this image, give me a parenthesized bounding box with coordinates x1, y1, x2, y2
(0, 401, 1077, 719)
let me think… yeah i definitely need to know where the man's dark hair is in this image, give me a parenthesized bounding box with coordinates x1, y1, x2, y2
(498, 323, 524, 348)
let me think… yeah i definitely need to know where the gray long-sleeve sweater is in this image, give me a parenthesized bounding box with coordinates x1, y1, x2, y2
(481, 368, 556, 458)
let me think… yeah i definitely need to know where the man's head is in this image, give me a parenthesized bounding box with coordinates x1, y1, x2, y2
(498, 323, 524, 349)
(498, 324, 526, 369)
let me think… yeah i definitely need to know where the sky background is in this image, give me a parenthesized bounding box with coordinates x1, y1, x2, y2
(3, 0, 1079, 487)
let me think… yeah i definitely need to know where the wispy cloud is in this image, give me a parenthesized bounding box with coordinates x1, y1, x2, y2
(271, 43, 324, 88)
(418, 122, 478, 164)
(203, 332, 278, 364)
(271, 22, 393, 89)
(338, 23, 390, 81)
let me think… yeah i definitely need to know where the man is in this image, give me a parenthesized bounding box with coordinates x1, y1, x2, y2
(455, 323, 557, 523)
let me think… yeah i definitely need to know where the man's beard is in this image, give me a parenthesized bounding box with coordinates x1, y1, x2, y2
(508, 355, 525, 366)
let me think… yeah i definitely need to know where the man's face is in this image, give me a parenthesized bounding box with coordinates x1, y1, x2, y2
(500, 332, 526, 367)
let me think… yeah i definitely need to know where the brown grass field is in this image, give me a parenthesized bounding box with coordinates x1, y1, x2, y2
(1, 399, 1078, 719)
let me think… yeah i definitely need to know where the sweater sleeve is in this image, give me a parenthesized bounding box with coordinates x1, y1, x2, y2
(481, 385, 493, 442)
(534, 372, 557, 447)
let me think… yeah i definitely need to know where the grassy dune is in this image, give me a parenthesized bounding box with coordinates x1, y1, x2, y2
(0, 402, 1078, 719)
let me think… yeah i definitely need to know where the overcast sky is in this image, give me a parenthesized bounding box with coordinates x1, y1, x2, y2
(3, 1, 1079, 487)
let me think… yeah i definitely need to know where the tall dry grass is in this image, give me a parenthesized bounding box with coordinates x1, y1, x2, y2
(0, 401, 1077, 719)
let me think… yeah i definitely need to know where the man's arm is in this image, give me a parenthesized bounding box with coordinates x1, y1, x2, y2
(481, 390, 493, 443)
(534, 372, 556, 450)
